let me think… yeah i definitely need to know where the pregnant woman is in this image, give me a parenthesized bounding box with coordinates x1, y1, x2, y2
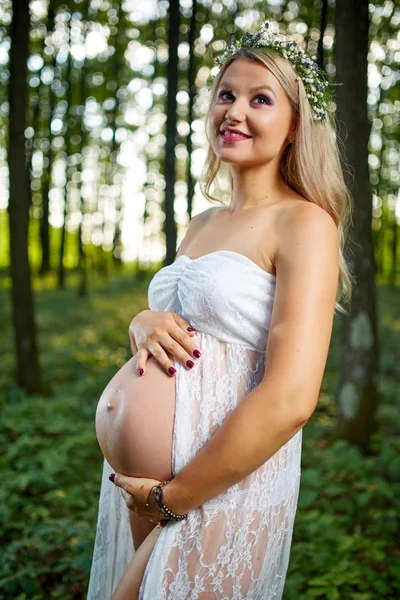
(87, 22, 354, 599)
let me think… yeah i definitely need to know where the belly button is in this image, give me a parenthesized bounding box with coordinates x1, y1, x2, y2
(107, 388, 121, 410)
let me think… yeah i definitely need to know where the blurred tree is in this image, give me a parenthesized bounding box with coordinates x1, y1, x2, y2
(39, 0, 57, 275)
(332, 0, 380, 449)
(7, 0, 42, 393)
(58, 10, 72, 289)
(367, 4, 399, 283)
(77, 0, 89, 296)
(110, 1, 123, 269)
(138, 15, 159, 275)
(316, 0, 328, 71)
(164, 0, 179, 265)
(186, 0, 197, 220)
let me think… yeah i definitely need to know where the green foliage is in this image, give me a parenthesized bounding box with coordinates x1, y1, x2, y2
(0, 271, 151, 599)
(285, 433, 400, 599)
(284, 283, 400, 600)
(0, 275, 399, 599)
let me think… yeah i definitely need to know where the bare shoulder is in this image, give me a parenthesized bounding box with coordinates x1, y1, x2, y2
(190, 206, 219, 225)
(276, 198, 338, 235)
(176, 206, 218, 256)
(274, 199, 339, 275)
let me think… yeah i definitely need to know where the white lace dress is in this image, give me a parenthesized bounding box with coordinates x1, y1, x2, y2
(87, 250, 303, 599)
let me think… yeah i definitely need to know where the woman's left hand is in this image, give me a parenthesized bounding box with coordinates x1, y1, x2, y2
(110, 473, 171, 525)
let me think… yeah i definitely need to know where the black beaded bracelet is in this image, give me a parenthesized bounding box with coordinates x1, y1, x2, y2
(151, 480, 188, 522)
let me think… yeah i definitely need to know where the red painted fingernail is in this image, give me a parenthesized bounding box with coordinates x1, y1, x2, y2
(187, 327, 196, 332)
(168, 367, 176, 375)
(138, 368, 144, 376)
(186, 360, 194, 368)
(109, 473, 116, 483)
(193, 350, 201, 358)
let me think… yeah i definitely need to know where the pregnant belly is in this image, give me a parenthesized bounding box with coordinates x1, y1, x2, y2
(95, 353, 176, 481)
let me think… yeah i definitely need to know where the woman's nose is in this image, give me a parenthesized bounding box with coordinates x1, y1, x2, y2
(224, 102, 246, 122)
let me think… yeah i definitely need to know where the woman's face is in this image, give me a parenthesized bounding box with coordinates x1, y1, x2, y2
(209, 58, 295, 167)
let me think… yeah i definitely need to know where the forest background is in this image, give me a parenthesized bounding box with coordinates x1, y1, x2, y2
(0, 0, 399, 598)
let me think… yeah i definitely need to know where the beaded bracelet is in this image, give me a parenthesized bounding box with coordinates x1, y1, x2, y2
(146, 480, 188, 527)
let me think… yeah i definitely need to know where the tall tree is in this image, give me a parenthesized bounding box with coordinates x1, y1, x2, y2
(110, 0, 124, 269)
(39, 1, 57, 275)
(185, 0, 197, 220)
(332, 0, 380, 449)
(389, 211, 398, 285)
(164, 0, 179, 264)
(77, 0, 90, 296)
(58, 14, 73, 289)
(317, 0, 328, 71)
(8, 0, 42, 393)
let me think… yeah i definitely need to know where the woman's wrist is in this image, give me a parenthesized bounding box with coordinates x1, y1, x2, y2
(161, 477, 196, 516)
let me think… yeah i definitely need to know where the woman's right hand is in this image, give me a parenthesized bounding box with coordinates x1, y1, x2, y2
(129, 310, 201, 377)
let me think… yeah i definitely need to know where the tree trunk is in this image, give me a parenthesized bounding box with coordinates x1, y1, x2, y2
(390, 216, 398, 286)
(8, 0, 42, 393)
(58, 19, 73, 289)
(39, 2, 57, 275)
(317, 0, 328, 70)
(186, 0, 197, 221)
(110, 1, 123, 269)
(164, 0, 179, 265)
(331, 0, 380, 450)
(77, 0, 89, 297)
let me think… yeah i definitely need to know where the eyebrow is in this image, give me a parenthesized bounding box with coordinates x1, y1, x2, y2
(218, 82, 276, 98)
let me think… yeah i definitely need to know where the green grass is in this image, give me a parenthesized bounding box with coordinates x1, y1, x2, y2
(0, 272, 399, 599)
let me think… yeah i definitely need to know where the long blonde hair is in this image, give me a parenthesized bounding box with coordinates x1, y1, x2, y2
(199, 48, 355, 315)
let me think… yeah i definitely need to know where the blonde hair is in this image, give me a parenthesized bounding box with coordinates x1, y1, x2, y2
(199, 48, 355, 315)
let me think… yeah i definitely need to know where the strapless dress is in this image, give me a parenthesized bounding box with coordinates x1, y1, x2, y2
(87, 250, 303, 600)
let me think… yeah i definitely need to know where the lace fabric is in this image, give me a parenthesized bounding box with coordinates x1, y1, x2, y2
(87, 251, 303, 599)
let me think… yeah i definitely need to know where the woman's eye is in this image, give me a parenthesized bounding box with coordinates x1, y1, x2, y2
(217, 91, 271, 105)
(254, 95, 271, 105)
(218, 91, 233, 100)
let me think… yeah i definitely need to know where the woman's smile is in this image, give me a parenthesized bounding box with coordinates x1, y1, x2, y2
(220, 131, 253, 142)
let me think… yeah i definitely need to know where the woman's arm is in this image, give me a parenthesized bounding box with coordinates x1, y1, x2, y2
(164, 378, 307, 514)
(163, 203, 340, 515)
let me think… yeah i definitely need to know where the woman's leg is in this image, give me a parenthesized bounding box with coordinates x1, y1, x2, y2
(111, 525, 162, 600)
(129, 510, 156, 551)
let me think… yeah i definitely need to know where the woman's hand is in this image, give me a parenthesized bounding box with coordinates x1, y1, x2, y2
(129, 310, 202, 377)
(110, 473, 170, 526)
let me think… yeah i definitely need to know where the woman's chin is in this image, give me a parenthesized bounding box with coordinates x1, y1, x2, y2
(217, 153, 254, 165)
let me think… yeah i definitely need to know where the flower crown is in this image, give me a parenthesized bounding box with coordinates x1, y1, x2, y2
(213, 21, 334, 122)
